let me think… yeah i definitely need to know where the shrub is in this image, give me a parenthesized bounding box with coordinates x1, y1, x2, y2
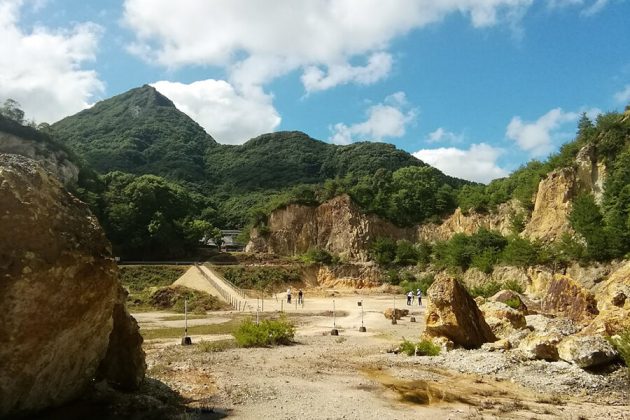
(147, 286, 228, 312)
(300, 247, 338, 265)
(503, 279, 524, 294)
(399, 339, 440, 356)
(504, 297, 522, 309)
(395, 240, 419, 265)
(233, 316, 295, 347)
(370, 237, 397, 265)
(400, 274, 435, 295)
(468, 281, 502, 298)
(608, 329, 630, 376)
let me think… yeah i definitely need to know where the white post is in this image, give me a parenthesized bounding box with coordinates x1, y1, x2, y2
(361, 300, 364, 327)
(184, 298, 188, 336)
(333, 299, 336, 329)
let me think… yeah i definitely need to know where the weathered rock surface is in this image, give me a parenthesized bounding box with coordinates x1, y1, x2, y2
(416, 202, 518, 242)
(0, 131, 79, 187)
(423, 277, 496, 349)
(523, 168, 576, 242)
(541, 275, 599, 324)
(586, 261, 630, 336)
(246, 194, 414, 261)
(0, 155, 144, 417)
(310, 263, 382, 289)
(557, 335, 618, 368)
(96, 287, 146, 391)
(490, 290, 528, 313)
(479, 300, 527, 339)
(518, 333, 562, 361)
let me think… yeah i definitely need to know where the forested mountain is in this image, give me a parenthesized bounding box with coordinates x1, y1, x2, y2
(51, 85, 216, 183)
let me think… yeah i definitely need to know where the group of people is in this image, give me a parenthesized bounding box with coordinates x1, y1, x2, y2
(286, 288, 303, 304)
(406, 289, 422, 306)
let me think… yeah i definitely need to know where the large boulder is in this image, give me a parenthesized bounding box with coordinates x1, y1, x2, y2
(422, 277, 496, 349)
(557, 335, 618, 369)
(384, 308, 409, 320)
(489, 290, 528, 313)
(586, 261, 630, 336)
(478, 300, 527, 339)
(0, 155, 145, 417)
(541, 274, 598, 325)
(517, 314, 581, 361)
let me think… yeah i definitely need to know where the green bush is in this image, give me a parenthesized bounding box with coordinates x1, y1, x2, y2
(608, 329, 630, 375)
(468, 281, 503, 298)
(400, 274, 435, 295)
(120, 265, 188, 292)
(300, 247, 338, 265)
(370, 237, 397, 266)
(399, 339, 440, 356)
(146, 286, 228, 312)
(220, 265, 302, 290)
(504, 297, 522, 309)
(233, 317, 295, 347)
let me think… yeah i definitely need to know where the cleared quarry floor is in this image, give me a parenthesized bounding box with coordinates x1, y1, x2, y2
(137, 291, 630, 420)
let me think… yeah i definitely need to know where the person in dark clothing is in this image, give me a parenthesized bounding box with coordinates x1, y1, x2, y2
(298, 289, 303, 305)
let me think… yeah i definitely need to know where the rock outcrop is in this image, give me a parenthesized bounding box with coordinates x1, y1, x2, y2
(0, 155, 145, 417)
(417, 202, 518, 242)
(312, 263, 382, 289)
(246, 194, 415, 261)
(541, 275, 599, 324)
(384, 308, 409, 320)
(423, 277, 496, 349)
(479, 300, 527, 339)
(557, 335, 618, 368)
(586, 261, 630, 336)
(0, 131, 80, 187)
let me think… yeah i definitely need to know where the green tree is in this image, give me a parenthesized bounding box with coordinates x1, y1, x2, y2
(0, 99, 25, 124)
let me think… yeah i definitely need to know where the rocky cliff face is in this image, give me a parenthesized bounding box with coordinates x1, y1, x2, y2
(417, 202, 518, 242)
(523, 144, 606, 241)
(246, 194, 415, 261)
(0, 154, 145, 417)
(0, 131, 80, 187)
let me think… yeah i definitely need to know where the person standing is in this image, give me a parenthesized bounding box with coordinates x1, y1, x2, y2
(287, 288, 292, 304)
(406, 291, 413, 306)
(298, 289, 303, 305)
(417, 289, 422, 306)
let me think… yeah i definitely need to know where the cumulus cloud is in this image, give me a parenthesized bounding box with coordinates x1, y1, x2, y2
(506, 108, 579, 157)
(301, 52, 393, 93)
(0, 0, 103, 123)
(614, 84, 630, 104)
(328, 92, 417, 145)
(123, 0, 534, 92)
(426, 127, 464, 144)
(152, 80, 281, 145)
(413, 143, 508, 184)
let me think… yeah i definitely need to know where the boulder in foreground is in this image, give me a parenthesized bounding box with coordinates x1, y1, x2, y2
(422, 277, 496, 349)
(0, 154, 145, 417)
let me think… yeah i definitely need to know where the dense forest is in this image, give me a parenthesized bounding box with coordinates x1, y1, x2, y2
(3, 89, 629, 263)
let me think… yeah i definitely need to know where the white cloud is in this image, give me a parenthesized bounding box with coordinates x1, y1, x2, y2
(152, 80, 281, 145)
(426, 127, 464, 144)
(328, 92, 417, 145)
(301, 52, 393, 93)
(614, 84, 630, 104)
(546, 0, 611, 15)
(413, 143, 508, 184)
(506, 108, 579, 157)
(0, 0, 103, 123)
(123, 0, 534, 92)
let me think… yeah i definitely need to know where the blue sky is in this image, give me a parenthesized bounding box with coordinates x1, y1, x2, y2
(1, 0, 629, 183)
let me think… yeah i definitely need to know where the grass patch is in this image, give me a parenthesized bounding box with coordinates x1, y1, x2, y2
(120, 265, 188, 292)
(504, 297, 522, 309)
(149, 286, 229, 313)
(160, 314, 210, 321)
(399, 339, 441, 356)
(218, 265, 303, 291)
(233, 316, 295, 347)
(141, 318, 242, 340)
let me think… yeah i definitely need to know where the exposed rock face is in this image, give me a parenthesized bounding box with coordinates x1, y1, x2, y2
(96, 287, 146, 391)
(587, 261, 630, 336)
(523, 168, 576, 242)
(417, 202, 518, 242)
(479, 300, 526, 339)
(0, 155, 144, 417)
(541, 275, 599, 324)
(518, 333, 562, 361)
(423, 277, 496, 349)
(313, 263, 382, 289)
(246, 194, 414, 261)
(574, 143, 606, 205)
(557, 335, 618, 368)
(0, 131, 80, 187)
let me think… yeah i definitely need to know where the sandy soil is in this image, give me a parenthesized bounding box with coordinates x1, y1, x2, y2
(137, 289, 630, 420)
